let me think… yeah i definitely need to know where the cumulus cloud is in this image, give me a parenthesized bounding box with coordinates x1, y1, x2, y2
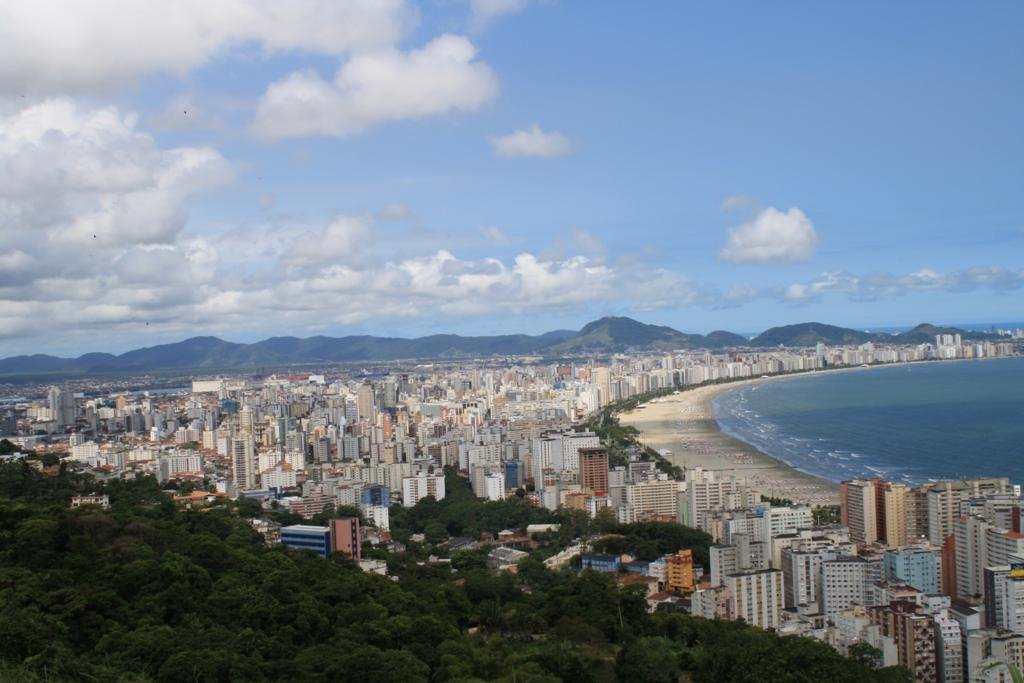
(469, 0, 529, 32)
(251, 34, 498, 140)
(0, 97, 234, 248)
(489, 123, 573, 158)
(0, 0, 414, 94)
(479, 224, 513, 246)
(720, 206, 819, 264)
(287, 215, 374, 266)
(0, 98, 237, 345)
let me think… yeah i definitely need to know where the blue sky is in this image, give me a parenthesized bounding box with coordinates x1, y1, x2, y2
(1, 1, 1022, 355)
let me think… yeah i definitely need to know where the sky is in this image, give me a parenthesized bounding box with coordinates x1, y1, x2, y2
(1, 0, 1023, 356)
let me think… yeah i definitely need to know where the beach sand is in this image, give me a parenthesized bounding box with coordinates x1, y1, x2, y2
(620, 376, 840, 506)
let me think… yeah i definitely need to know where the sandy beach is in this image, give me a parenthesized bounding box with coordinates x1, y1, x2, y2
(620, 375, 840, 506)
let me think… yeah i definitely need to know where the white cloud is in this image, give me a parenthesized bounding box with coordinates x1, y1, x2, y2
(377, 203, 412, 221)
(0, 97, 234, 248)
(0, 0, 415, 94)
(479, 224, 513, 246)
(719, 206, 818, 264)
(490, 123, 573, 158)
(775, 266, 1024, 304)
(287, 215, 374, 265)
(0, 98, 235, 345)
(251, 34, 498, 140)
(469, 0, 529, 32)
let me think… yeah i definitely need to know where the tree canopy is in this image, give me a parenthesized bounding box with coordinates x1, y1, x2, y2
(0, 461, 910, 682)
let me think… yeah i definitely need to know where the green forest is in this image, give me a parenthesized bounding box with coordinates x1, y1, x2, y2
(0, 461, 911, 682)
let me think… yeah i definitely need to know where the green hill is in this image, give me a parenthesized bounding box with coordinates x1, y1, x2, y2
(0, 462, 909, 682)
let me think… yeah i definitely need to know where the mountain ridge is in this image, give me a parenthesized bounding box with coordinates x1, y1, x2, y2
(0, 317, 1000, 375)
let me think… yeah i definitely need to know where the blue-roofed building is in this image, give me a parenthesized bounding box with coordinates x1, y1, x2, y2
(581, 554, 620, 573)
(280, 524, 331, 558)
(361, 484, 390, 508)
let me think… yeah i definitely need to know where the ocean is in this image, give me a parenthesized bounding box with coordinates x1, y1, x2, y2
(712, 357, 1024, 487)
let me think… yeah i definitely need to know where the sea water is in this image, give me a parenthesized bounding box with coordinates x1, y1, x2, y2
(712, 357, 1024, 486)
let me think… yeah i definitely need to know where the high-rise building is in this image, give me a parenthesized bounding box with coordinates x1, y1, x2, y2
(579, 447, 609, 494)
(239, 405, 254, 434)
(625, 479, 679, 522)
(231, 435, 256, 491)
(356, 382, 375, 422)
(841, 479, 879, 546)
(883, 546, 940, 594)
(933, 611, 964, 683)
(361, 484, 390, 508)
(726, 569, 784, 629)
(712, 535, 767, 589)
(48, 385, 76, 427)
(761, 506, 814, 545)
(561, 432, 600, 472)
(329, 518, 361, 560)
(883, 482, 910, 547)
(484, 473, 505, 501)
(872, 602, 938, 682)
(504, 460, 523, 490)
(1001, 563, 1024, 635)
(955, 515, 1024, 601)
(402, 471, 446, 507)
(928, 478, 1012, 546)
(821, 556, 880, 618)
(682, 471, 757, 529)
(781, 548, 824, 608)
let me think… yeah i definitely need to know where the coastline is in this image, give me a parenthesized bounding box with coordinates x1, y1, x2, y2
(619, 356, 1021, 506)
(620, 374, 840, 506)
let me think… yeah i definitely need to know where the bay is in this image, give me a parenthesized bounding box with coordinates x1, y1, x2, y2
(712, 357, 1024, 486)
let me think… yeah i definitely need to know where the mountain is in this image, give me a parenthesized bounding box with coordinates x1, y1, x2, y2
(750, 321, 999, 348)
(548, 317, 743, 353)
(750, 322, 877, 347)
(890, 323, 996, 345)
(550, 317, 692, 352)
(0, 317, 747, 375)
(0, 318, 998, 376)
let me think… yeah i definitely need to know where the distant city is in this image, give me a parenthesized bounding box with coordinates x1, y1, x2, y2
(3, 323, 1022, 680)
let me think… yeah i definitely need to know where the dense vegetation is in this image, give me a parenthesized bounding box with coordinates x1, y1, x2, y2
(0, 461, 910, 682)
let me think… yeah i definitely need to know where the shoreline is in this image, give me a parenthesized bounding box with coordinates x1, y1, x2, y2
(620, 374, 841, 506)
(619, 356, 1021, 506)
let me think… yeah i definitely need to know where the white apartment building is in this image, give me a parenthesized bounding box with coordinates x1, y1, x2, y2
(761, 506, 814, 545)
(821, 557, 881, 618)
(781, 548, 824, 608)
(726, 569, 784, 629)
(625, 479, 679, 521)
(402, 471, 446, 507)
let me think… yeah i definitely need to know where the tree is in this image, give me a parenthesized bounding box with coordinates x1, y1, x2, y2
(849, 642, 883, 669)
(615, 637, 684, 682)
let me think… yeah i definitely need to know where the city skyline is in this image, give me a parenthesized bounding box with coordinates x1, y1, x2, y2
(2, 1, 1022, 356)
